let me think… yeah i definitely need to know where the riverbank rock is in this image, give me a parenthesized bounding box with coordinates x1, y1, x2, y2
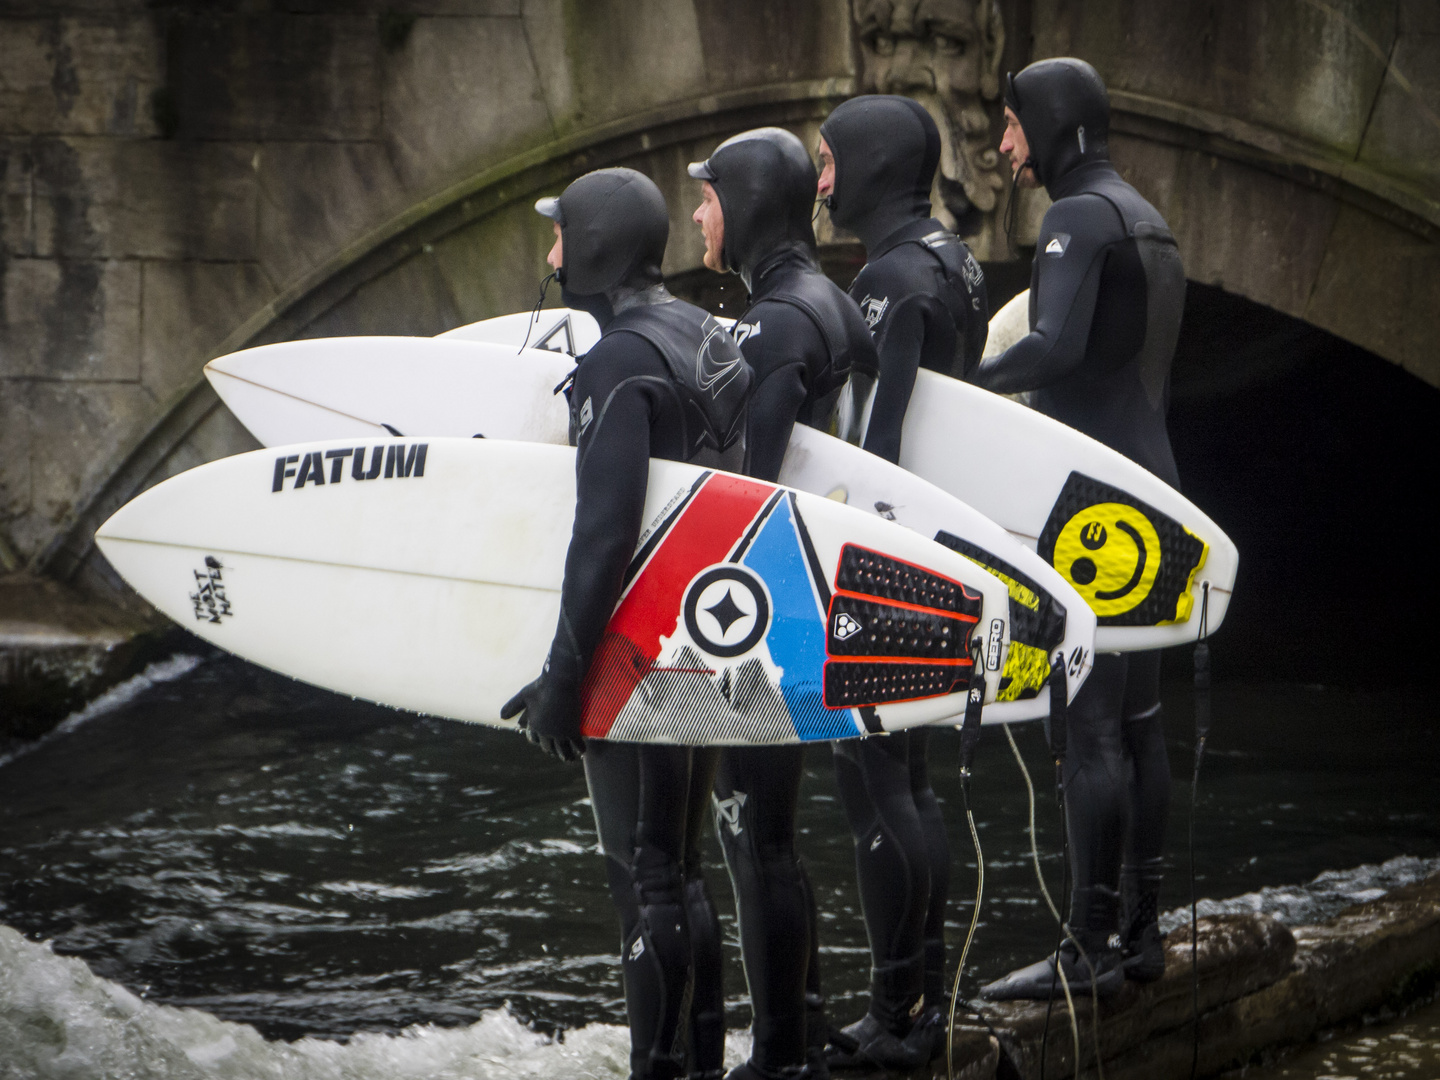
(0, 573, 161, 739)
(913, 870, 1440, 1079)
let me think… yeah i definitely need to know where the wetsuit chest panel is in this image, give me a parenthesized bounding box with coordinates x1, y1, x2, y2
(608, 300, 751, 471)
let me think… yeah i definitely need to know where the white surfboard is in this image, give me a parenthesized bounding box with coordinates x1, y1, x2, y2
(202, 336, 1095, 719)
(204, 338, 574, 448)
(440, 307, 602, 356)
(982, 289, 1030, 360)
(898, 368, 1236, 650)
(456, 306, 1235, 649)
(96, 439, 1017, 744)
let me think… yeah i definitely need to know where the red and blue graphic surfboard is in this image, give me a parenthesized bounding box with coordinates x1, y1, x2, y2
(579, 473, 982, 744)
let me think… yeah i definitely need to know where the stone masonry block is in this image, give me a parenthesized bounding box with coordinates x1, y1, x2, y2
(1036, 0, 1398, 159)
(32, 137, 256, 260)
(8, 380, 154, 560)
(1111, 133, 1338, 320)
(141, 401, 260, 493)
(381, 15, 553, 192)
(2, 139, 34, 256)
(256, 140, 408, 290)
(1306, 203, 1440, 390)
(692, 0, 853, 94)
(0, 256, 139, 380)
(0, 17, 163, 137)
(561, 1, 708, 129)
(163, 13, 379, 142)
(0, 381, 34, 531)
(1357, 32, 1440, 196)
(140, 260, 275, 406)
(300, 248, 461, 338)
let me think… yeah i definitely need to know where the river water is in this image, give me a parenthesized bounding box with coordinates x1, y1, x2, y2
(0, 652, 1436, 1078)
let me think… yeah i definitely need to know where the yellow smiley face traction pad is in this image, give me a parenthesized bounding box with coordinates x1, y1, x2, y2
(1038, 472, 1208, 626)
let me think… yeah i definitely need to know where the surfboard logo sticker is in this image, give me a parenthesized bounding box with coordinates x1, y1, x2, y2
(683, 565, 771, 658)
(932, 530, 1066, 702)
(189, 556, 232, 624)
(1039, 472, 1208, 625)
(533, 314, 577, 354)
(271, 444, 427, 491)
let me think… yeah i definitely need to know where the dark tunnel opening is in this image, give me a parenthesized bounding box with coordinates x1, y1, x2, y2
(1165, 281, 1439, 686)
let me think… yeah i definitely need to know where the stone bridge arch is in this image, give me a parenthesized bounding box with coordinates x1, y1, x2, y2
(3, 0, 1436, 607)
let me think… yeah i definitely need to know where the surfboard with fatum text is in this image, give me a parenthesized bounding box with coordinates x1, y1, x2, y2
(95, 440, 1015, 744)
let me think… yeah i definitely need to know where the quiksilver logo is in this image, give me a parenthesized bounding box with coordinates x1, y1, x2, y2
(272, 443, 427, 492)
(697, 317, 745, 398)
(734, 320, 761, 345)
(579, 396, 594, 432)
(1044, 233, 1070, 256)
(861, 295, 889, 329)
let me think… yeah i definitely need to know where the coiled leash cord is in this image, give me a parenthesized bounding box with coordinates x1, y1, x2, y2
(946, 642, 987, 1080)
(1189, 582, 1213, 1080)
(518, 271, 558, 354)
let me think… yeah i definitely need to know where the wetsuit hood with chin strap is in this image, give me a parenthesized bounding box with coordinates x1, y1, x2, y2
(1004, 57, 1112, 196)
(687, 127, 818, 292)
(535, 167, 668, 326)
(819, 95, 941, 254)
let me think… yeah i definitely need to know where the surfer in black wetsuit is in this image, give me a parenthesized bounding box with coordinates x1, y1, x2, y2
(971, 58, 1186, 1000)
(688, 127, 879, 1080)
(812, 95, 988, 1071)
(501, 167, 752, 1080)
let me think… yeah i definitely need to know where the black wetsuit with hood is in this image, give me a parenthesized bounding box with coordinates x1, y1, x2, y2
(501, 167, 752, 1080)
(973, 58, 1186, 999)
(689, 127, 878, 1080)
(814, 94, 988, 1066)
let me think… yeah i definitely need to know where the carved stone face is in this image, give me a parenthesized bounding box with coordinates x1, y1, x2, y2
(852, 0, 1006, 235)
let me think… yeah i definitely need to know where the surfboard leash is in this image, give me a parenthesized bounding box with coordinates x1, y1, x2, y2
(946, 640, 987, 1080)
(1189, 581, 1213, 1080)
(1029, 654, 1085, 1080)
(518, 271, 558, 353)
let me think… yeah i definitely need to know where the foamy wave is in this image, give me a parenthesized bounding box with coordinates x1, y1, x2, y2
(0, 654, 205, 769)
(1160, 854, 1440, 932)
(0, 925, 750, 1079)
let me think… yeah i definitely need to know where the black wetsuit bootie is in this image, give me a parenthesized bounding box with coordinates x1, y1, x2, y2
(823, 1013, 929, 1073)
(1121, 858, 1166, 983)
(979, 886, 1125, 1001)
(977, 930, 1125, 1001)
(724, 1062, 815, 1080)
(824, 955, 929, 1072)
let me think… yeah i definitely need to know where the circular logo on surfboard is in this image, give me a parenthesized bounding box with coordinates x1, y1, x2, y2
(1051, 502, 1162, 617)
(683, 565, 771, 658)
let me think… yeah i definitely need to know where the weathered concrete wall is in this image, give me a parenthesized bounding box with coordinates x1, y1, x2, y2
(1, 0, 1437, 612)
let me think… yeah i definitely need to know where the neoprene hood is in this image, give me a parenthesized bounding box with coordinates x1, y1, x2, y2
(1004, 58, 1111, 194)
(687, 127, 818, 288)
(819, 95, 940, 252)
(535, 168, 669, 296)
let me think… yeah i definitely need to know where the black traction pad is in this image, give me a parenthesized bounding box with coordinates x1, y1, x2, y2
(826, 595, 973, 660)
(834, 545, 982, 617)
(823, 661, 970, 707)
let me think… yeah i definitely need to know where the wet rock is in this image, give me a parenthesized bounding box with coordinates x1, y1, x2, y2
(0, 572, 159, 738)
(935, 871, 1440, 1079)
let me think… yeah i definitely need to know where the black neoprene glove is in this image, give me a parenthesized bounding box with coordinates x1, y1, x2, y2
(501, 664, 586, 762)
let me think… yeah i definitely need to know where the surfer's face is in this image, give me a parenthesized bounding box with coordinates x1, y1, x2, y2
(817, 138, 835, 199)
(693, 182, 726, 273)
(546, 222, 563, 271)
(1000, 108, 1037, 188)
